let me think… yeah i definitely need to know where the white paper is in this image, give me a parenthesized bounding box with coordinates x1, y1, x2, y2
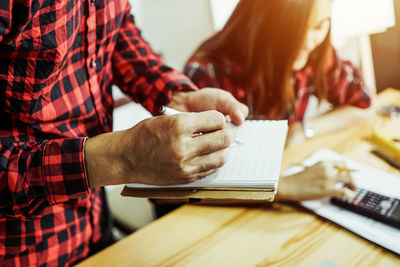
(127, 120, 288, 189)
(285, 149, 400, 255)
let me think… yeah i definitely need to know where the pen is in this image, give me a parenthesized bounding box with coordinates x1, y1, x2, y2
(160, 106, 181, 116)
(292, 162, 356, 173)
(160, 106, 246, 145)
(334, 166, 356, 173)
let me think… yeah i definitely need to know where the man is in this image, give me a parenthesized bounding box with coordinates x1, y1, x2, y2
(0, 0, 248, 265)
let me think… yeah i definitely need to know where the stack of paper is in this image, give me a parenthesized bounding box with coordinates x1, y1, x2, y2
(122, 120, 288, 201)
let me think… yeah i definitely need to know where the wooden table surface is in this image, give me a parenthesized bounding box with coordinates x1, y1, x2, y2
(78, 89, 400, 267)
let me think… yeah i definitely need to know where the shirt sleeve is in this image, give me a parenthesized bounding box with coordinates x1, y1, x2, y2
(325, 48, 371, 108)
(184, 58, 219, 89)
(111, 3, 198, 115)
(0, 2, 90, 219)
(0, 137, 90, 219)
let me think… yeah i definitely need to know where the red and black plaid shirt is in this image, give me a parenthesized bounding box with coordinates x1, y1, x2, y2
(0, 0, 196, 265)
(184, 49, 371, 124)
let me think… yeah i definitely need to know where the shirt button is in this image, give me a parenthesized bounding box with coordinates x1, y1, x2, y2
(91, 60, 97, 68)
(104, 117, 109, 125)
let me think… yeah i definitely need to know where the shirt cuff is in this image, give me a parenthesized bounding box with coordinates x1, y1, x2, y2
(142, 70, 198, 116)
(42, 138, 90, 205)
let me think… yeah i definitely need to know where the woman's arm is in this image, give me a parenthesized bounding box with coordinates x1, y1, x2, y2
(325, 48, 372, 108)
(184, 58, 220, 89)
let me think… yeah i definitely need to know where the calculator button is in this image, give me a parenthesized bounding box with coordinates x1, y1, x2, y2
(354, 197, 362, 205)
(380, 200, 392, 210)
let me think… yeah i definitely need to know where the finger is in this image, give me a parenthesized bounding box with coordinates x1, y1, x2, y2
(177, 111, 227, 134)
(331, 187, 356, 200)
(326, 160, 354, 175)
(315, 161, 338, 178)
(189, 149, 229, 173)
(335, 172, 356, 190)
(190, 128, 234, 156)
(230, 103, 249, 125)
(187, 168, 218, 181)
(316, 160, 347, 179)
(324, 160, 356, 190)
(314, 160, 345, 169)
(215, 91, 249, 125)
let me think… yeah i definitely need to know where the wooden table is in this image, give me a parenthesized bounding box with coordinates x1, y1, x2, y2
(78, 89, 400, 267)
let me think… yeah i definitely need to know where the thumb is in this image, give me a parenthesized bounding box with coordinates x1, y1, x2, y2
(333, 187, 356, 200)
(216, 91, 249, 126)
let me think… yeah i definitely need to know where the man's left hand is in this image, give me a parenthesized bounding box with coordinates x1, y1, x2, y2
(168, 88, 249, 126)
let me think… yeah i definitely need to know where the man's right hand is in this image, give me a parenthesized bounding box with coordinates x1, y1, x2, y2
(85, 110, 234, 188)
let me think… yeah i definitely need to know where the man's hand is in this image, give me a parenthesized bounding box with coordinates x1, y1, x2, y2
(86, 111, 234, 188)
(168, 88, 249, 126)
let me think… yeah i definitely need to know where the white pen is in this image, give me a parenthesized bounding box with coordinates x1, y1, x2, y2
(160, 105, 245, 145)
(160, 106, 181, 116)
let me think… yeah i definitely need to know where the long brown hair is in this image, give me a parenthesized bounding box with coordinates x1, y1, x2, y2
(194, 0, 331, 118)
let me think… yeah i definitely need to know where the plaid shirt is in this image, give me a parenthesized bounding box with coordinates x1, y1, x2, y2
(184, 49, 371, 124)
(0, 0, 196, 266)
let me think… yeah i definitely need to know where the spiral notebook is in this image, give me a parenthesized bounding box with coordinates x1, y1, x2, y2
(122, 120, 288, 201)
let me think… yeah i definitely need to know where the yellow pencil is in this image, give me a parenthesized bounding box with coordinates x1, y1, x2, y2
(291, 162, 356, 173)
(334, 166, 356, 173)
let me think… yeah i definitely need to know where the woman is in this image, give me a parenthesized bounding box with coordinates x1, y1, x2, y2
(185, 0, 370, 123)
(182, 0, 371, 203)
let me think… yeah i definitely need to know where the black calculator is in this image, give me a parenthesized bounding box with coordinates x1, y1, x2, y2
(330, 188, 400, 230)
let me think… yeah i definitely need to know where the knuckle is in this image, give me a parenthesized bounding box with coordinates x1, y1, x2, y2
(138, 118, 154, 135)
(337, 189, 347, 198)
(188, 176, 199, 183)
(209, 110, 226, 125)
(313, 161, 325, 172)
(319, 183, 329, 192)
(169, 116, 186, 133)
(216, 152, 228, 168)
(322, 166, 334, 178)
(220, 153, 228, 166)
(322, 171, 330, 180)
(208, 168, 217, 175)
(175, 134, 187, 147)
(221, 89, 233, 98)
(315, 161, 324, 167)
(217, 112, 227, 124)
(318, 179, 330, 190)
(320, 161, 330, 169)
(176, 164, 188, 177)
(322, 183, 331, 191)
(221, 131, 232, 148)
(170, 147, 185, 163)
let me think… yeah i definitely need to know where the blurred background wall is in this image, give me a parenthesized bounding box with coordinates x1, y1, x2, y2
(371, 0, 400, 92)
(130, 0, 215, 70)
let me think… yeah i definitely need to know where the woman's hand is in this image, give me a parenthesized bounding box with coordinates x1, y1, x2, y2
(276, 161, 356, 201)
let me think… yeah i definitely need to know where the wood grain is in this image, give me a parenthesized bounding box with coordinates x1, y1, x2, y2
(78, 89, 400, 267)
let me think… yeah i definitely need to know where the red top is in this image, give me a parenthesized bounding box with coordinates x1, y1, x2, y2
(0, 0, 196, 265)
(184, 49, 371, 124)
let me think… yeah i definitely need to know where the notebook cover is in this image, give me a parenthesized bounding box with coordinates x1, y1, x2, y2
(121, 186, 276, 201)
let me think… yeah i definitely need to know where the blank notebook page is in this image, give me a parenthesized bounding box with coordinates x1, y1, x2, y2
(127, 120, 288, 189)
